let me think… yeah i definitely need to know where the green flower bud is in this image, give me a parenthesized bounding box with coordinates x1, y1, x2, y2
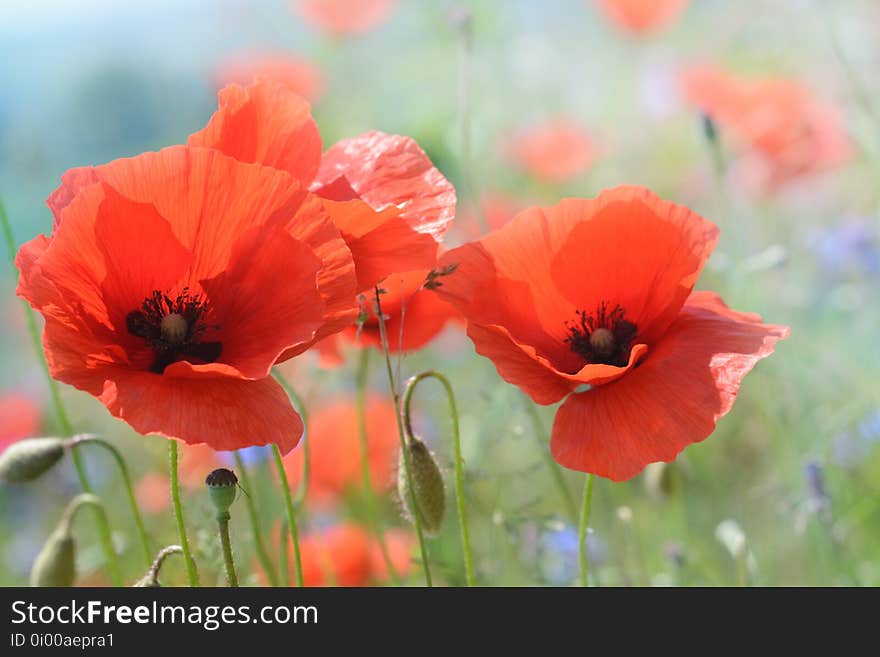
(30, 527, 75, 587)
(206, 468, 238, 516)
(398, 436, 446, 536)
(0, 437, 66, 483)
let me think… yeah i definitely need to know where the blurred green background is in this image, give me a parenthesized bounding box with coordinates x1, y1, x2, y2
(1, 0, 879, 586)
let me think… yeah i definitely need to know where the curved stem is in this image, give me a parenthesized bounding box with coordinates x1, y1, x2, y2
(355, 349, 400, 584)
(272, 444, 304, 587)
(217, 511, 238, 587)
(523, 397, 578, 522)
(373, 286, 432, 586)
(70, 435, 151, 567)
(1, 196, 121, 586)
(233, 451, 277, 586)
(169, 441, 200, 586)
(272, 371, 310, 508)
(578, 474, 595, 587)
(60, 493, 107, 535)
(147, 545, 183, 583)
(403, 371, 475, 586)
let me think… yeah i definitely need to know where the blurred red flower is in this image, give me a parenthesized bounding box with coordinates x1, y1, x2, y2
(458, 193, 524, 240)
(505, 119, 596, 184)
(315, 268, 461, 366)
(0, 393, 41, 451)
(275, 522, 413, 586)
(214, 51, 325, 101)
(593, 0, 690, 34)
(434, 186, 789, 481)
(682, 65, 851, 189)
(135, 472, 170, 515)
(283, 396, 398, 504)
(293, 0, 397, 36)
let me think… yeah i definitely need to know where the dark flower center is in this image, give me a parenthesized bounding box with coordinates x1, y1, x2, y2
(126, 288, 222, 374)
(565, 302, 637, 367)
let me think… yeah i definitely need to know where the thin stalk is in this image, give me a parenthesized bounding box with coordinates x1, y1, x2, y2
(403, 371, 475, 586)
(523, 398, 578, 522)
(577, 474, 595, 587)
(140, 545, 183, 585)
(169, 441, 200, 586)
(272, 444, 304, 587)
(217, 511, 238, 587)
(233, 451, 277, 586)
(272, 370, 310, 508)
(71, 435, 151, 567)
(1, 196, 121, 586)
(373, 286, 433, 586)
(355, 348, 400, 584)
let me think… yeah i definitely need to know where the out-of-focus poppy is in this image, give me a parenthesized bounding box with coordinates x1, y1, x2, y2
(505, 119, 597, 184)
(593, 0, 690, 34)
(214, 51, 325, 101)
(278, 522, 412, 586)
(283, 396, 398, 504)
(682, 65, 851, 190)
(0, 393, 41, 451)
(293, 0, 397, 36)
(434, 186, 789, 481)
(135, 472, 169, 514)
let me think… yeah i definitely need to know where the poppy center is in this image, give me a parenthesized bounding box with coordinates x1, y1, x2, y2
(126, 288, 222, 374)
(565, 302, 637, 367)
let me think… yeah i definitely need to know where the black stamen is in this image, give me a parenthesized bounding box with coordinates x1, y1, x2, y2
(127, 288, 222, 374)
(564, 301, 637, 367)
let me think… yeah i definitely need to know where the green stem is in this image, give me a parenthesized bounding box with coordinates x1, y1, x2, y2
(373, 286, 432, 586)
(60, 493, 107, 535)
(403, 371, 475, 586)
(272, 370, 310, 508)
(1, 196, 121, 586)
(169, 441, 200, 586)
(355, 348, 400, 584)
(523, 398, 578, 522)
(279, 520, 289, 586)
(272, 444, 304, 587)
(144, 545, 183, 584)
(233, 451, 277, 586)
(578, 474, 595, 587)
(71, 435, 151, 567)
(217, 511, 239, 587)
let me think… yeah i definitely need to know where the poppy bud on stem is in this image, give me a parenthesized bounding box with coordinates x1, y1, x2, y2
(206, 468, 239, 587)
(402, 371, 475, 586)
(0, 437, 66, 483)
(133, 545, 183, 587)
(31, 493, 107, 587)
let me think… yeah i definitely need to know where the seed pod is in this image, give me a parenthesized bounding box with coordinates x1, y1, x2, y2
(206, 468, 238, 516)
(0, 437, 66, 483)
(397, 436, 446, 536)
(30, 527, 75, 587)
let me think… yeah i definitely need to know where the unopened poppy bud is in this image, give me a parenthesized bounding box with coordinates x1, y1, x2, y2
(0, 437, 66, 483)
(206, 468, 238, 516)
(398, 436, 446, 536)
(30, 526, 75, 587)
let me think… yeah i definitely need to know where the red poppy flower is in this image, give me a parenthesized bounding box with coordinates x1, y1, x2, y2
(682, 65, 851, 189)
(17, 145, 357, 453)
(505, 119, 596, 184)
(0, 393, 41, 451)
(293, 0, 397, 36)
(283, 396, 398, 504)
(434, 186, 789, 481)
(593, 0, 690, 34)
(314, 268, 461, 366)
(188, 82, 452, 349)
(214, 51, 325, 101)
(274, 521, 411, 586)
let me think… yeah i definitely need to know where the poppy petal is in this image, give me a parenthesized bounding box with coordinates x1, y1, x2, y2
(313, 130, 456, 241)
(101, 369, 304, 453)
(188, 80, 322, 188)
(550, 290, 789, 481)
